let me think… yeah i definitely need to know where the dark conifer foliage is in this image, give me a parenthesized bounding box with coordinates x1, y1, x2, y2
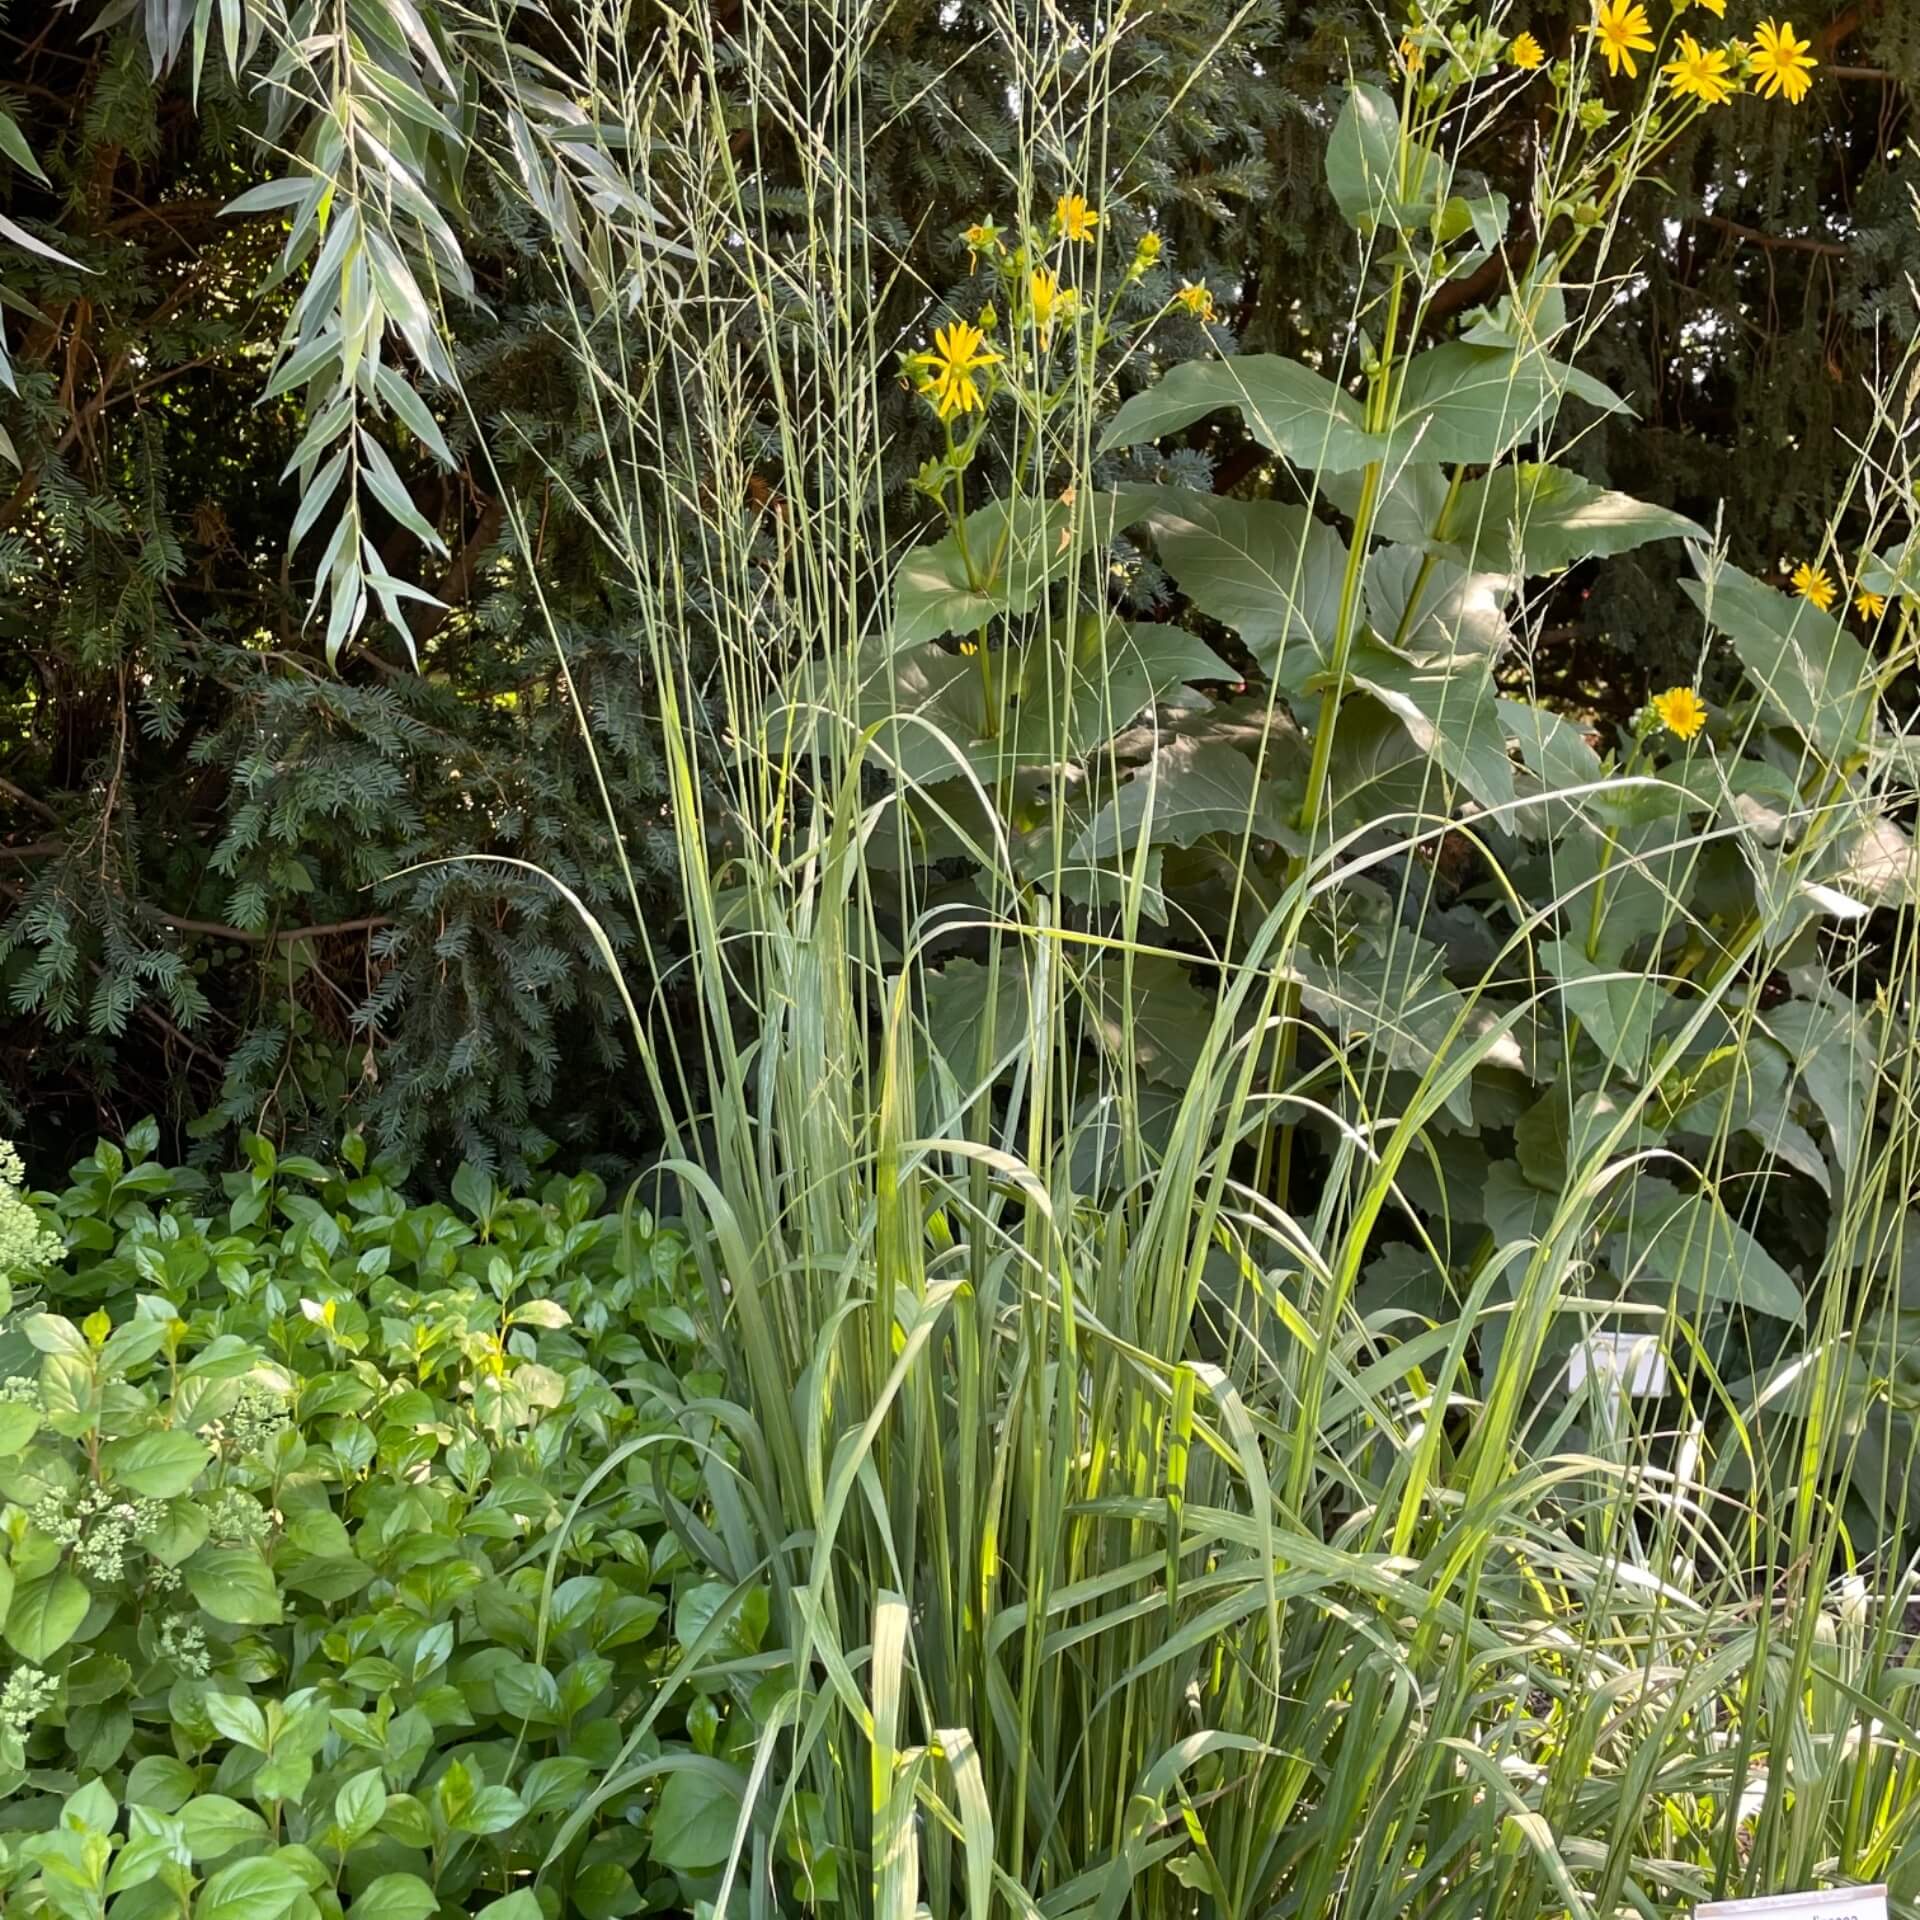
(0, 0, 1909, 1178)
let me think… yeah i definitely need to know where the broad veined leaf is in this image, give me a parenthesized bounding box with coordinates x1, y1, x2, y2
(1386, 343, 1628, 467)
(1459, 257, 1569, 350)
(1443, 464, 1706, 574)
(347, 1874, 440, 1920)
(1325, 700, 1432, 840)
(893, 496, 1086, 647)
(1655, 1035, 1830, 1193)
(1123, 488, 1346, 690)
(194, 1856, 307, 1920)
(1484, 1159, 1559, 1246)
(1081, 954, 1219, 1087)
(925, 959, 1031, 1086)
(1500, 697, 1603, 836)
(1861, 531, 1920, 598)
(103, 1430, 211, 1498)
(1060, 614, 1232, 738)
(185, 1548, 282, 1625)
(1764, 993, 1874, 1174)
(1364, 546, 1512, 662)
(178, 1795, 269, 1862)
(1325, 84, 1427, 234)
(1075, 737, 1289, 861)
(1292, 933, 1480, 1120)
(1539, 938, 1667, 1078)
(1340, 640, 1515, 813)
(1821, 811, 1917, 909)
(650, 1763, 747, 1872)
(6, 1569, 89, 1661)
(1100, 356, 1379, 473)
(1681, 555, 1874, 758)
(1317, 458, 1453, 546)
(1611, 1177, 1803, 1323)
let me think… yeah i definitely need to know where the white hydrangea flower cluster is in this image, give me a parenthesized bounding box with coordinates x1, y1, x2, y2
(30, 1488, 169, 1583)
(0, 1138, 61, 1280)
(0, 1666, 56, 1734)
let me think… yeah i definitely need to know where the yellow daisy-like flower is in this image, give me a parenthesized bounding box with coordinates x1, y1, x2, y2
(1589, 0, 1656, 76)
(1791, 559, 1837, 610)
(1028, 267, 1073, 343)
(1663, 32, 1736, 103)
(1509, 31, 1547, 67)
(1175, 280, 1216, 321)
(1856, 589, 1889, 620)
(1652, 686, 1709, 741)
(1748, 18, 1817, 101)
(1056, 193, 1099, 242)
(910, 319, 1001, 420)
(1681, 0, 1726, 15)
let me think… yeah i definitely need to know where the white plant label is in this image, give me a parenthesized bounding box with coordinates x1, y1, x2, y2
(1697, 1887, 1888, 1920)
(1567, 1328, 1667, 1397)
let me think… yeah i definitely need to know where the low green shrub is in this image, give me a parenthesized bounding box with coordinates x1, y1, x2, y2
(0, 1127, 759, 1920)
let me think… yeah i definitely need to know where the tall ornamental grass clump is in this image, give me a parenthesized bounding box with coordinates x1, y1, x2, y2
(437, 0, 1920, 1915)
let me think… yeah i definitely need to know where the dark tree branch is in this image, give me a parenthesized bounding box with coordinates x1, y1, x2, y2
(1704, 215, 1850, 259)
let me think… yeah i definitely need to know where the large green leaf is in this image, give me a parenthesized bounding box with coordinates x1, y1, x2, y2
(925, 959, 1030, 1085)
(1681, 558, 1874, 758)
(1318, 459, 1452, 545)
(104, 1430, 211, 1498)
(1386, 344, 1627, 467)
(5, 1569, 89, 1661)
(195, 1857, 307, 1920)
(1100, 356, 1378, 473)
(1364, 546, 1512, 662)
(1082, 954, 1217, 1088)
(893, 496, 1081, 647)
(651, 1765, 745, 1872)
(1765, 993, 1873, 1173)
(185, 1548, 282, 1625)
(1324, 84, 1418, 234)
(1075, 737, 1288, 860)
(1500, 697, 1603, 836)
(1125, 488, 1346, 690)
(1540, 938, 1666, 1077)
(1444, 464, 1705, 574)
(1292, 932, 1480, 1120)
(1341, 640, 1515, 813)
(1612, 1177, 1803, 1323)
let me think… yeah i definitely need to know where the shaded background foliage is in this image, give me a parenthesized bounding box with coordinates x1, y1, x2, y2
(0, 0, 1911, 1181)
